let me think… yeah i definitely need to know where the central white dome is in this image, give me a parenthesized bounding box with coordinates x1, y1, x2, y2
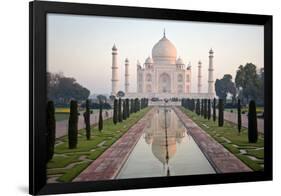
(152, 35, 177, 64)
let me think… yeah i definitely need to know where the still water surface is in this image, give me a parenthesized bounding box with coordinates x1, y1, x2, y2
(117, 107, 215, 179)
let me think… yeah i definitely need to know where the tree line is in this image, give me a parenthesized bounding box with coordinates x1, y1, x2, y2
(47, 72, 90, 106)
(215, 63, 264, 106)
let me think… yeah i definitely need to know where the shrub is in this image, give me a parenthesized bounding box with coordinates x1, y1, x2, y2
(218, 99, 224, 127)
(46, 100, 56, 162)
(248, 100, 258, 143)
(213, 98, 216, 121)
(83, 99, 91, 140)
(237, 99, 242, 134)
(113, 99, 118, 124)
(98, 100, 103, 131)
(68, 100, 78, 149)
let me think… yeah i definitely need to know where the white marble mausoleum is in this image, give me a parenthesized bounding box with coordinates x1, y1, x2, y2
(111, 31, 216, 99)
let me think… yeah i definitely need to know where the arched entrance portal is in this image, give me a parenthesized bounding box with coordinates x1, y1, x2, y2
(159, 73, 171, 93)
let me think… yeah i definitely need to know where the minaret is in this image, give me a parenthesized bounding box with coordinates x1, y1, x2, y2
(125, 58, 129, 94)
(111, 44, 119, 95)
(208, 48, 214, 95)
(198, 60, 202, 94)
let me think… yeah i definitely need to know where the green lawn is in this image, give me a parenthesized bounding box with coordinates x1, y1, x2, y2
(47, 107, 151, 183)
(180, 107, 264, 171)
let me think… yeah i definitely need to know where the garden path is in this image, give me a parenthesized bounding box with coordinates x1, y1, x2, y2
(174, 107, 252, 173)
(55, 110, 113, 138)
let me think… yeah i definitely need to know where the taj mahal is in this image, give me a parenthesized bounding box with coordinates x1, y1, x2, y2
(111, 30, 216, 99)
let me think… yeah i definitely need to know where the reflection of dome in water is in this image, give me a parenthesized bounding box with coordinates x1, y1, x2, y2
(151, 137, 176, 164)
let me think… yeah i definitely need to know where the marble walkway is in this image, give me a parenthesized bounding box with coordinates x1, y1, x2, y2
(55, 110, 113, 138)
(173, 107, 252, 173)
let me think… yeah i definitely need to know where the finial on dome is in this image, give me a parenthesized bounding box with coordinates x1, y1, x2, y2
(163, 28, 166, 38)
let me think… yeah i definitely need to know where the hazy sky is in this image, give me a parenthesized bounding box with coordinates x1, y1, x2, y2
(47, 13, 264, 95)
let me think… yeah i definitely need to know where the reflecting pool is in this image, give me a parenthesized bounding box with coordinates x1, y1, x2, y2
(117, 107, 215, 179)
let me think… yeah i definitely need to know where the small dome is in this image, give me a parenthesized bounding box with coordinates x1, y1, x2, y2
(112, 44, 117, 51)
(125, 58, 129, 62)
(176, 57, 184, 65)
(145, 56, 153, 64)
(152, 34, 177, 64)
(209, 48, 214, 54)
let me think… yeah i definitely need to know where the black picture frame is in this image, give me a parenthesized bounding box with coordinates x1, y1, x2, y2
(29, 1, 273, 195)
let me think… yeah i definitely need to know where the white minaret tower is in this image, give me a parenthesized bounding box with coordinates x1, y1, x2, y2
(125, 58, 129, 94)
(208, 48, 214, 95)
(198, 60, 202, 94)
(111, 44, 119, 95)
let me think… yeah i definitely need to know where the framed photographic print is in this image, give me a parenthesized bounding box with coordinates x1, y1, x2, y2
(29, 1, 272, 195)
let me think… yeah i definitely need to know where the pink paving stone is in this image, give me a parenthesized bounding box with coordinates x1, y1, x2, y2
(73, 108, 155, 182)
(173, 107, 252, 173)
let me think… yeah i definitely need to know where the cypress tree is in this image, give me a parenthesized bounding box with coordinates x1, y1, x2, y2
(113, 99, 118, 124)
(248, 100, 258, 143)
(134, 98, 137, 112)
(237, 99, 242, 134)
(83, 99, 91, 140)
(218, 99, 224, 127)
(204, 99, 207, 119)
(208, 99, 211, 120)
(130, 99, 134, 114)
(68, 100, 78, 149)
(200, 99, 204, 116)
(46, 100, 56, 162)
(123, 100, 127, 120)
(196, 99, 200, 115)
(118, 98, 123, 122)
(213, 98, 216, 121)
(98, 100, 103, 131)
(192, 99, 194, 111)
(126, 98, 130, 118)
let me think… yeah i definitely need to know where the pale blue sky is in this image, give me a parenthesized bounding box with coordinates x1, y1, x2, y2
(47, 13, 264, 94)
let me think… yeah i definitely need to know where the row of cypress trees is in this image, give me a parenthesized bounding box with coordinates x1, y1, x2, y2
(113, 98, 149, 125)
(181, 98, 258, 143)
(182, 98, 222, 125)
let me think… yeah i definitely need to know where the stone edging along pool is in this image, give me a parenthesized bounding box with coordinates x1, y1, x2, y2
(73, 108, 155, 182)
(173, 107, 252, 173)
